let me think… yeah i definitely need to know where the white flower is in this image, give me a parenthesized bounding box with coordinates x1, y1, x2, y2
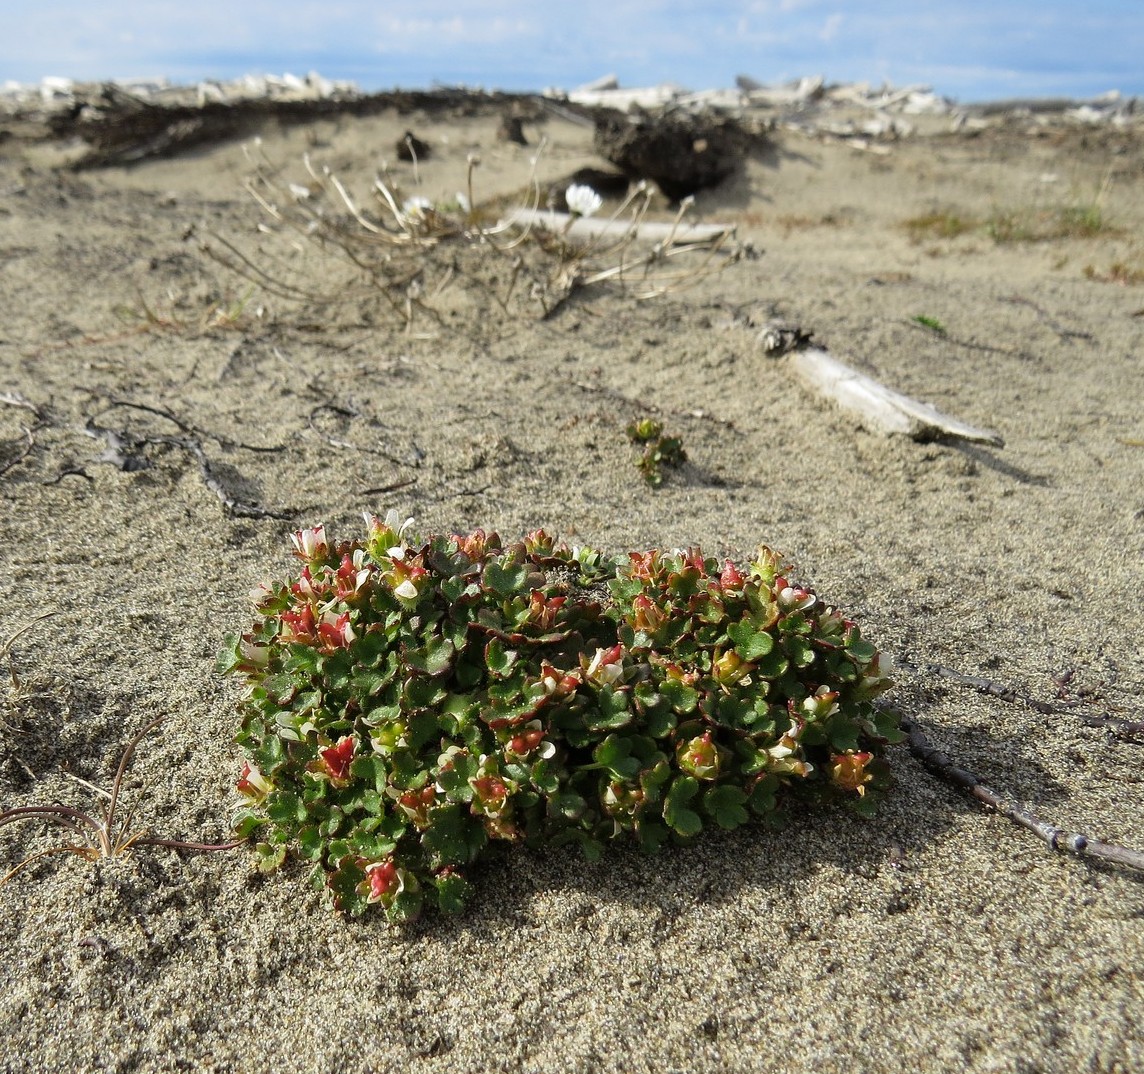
(382, 509, 415, 539)
(401, 195, 433, 220)
(585, 646, 624, 686)
(565, 183, 602, 218)
(393, 578, 418, 601)
(290, 524, 327, 559)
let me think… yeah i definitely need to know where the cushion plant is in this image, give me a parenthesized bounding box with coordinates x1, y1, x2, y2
(222, 514, 899, 921)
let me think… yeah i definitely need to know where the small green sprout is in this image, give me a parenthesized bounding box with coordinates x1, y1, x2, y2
(222, 517, 900, 922)
(626, 418, 686, 487)
(911, 315, 947, 335)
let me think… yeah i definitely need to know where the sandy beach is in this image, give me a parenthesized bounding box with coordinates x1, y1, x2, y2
(1, 89, 1142, 1073)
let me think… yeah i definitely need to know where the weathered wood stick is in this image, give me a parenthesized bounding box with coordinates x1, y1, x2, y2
(505, 208, 732, 244)
(789, 347, 1005, 446)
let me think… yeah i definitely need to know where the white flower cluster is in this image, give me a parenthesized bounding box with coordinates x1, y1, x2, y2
(565, 183, 603, 218)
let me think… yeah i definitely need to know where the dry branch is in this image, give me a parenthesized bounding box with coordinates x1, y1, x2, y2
(899, 714, 1144, 873)
(506, 208, 732, 244)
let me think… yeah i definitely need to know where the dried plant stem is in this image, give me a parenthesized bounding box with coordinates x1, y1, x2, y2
(921, 660, 1144, 738)
(3, 612, 58, 691)
(0, 715, 242, 886)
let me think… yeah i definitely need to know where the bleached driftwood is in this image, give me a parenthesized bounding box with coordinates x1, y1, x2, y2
(506, 208, 732, 245)
(561, 81, 685, 111)
(736, 74, 825, 107)
(785, 346, 1004, 446)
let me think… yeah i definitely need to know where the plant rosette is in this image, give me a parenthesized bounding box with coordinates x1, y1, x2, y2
(221, 515, 899, 921)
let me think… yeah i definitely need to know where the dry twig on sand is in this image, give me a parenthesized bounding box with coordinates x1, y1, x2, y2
(82, 400, 293, 519)
(203, 146, 744, 327)
(888, 658, 1144, 874)
(898, 714, 1144, 873)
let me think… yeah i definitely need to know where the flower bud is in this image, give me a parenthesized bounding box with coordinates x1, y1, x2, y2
(236, 762, 272, 801)
(719, 560, 745, 591)
(830, 751, 874, 796)
(677, 732, 721, 780)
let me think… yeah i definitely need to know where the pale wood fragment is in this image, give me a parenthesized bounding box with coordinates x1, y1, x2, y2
(789, 346, 1004, 446)
(505, 208, 731, 244)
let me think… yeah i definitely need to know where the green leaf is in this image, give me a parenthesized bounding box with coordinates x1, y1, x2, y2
(785, 636, 816, 669)
(434, 871, 471, 915)
(575, 832, 604, 862)
(847, 635, 879, 664)
(387, 888, 423, 924)
(644, 706, 677, 738)
(402, 675, 446, 709)
(713, 691, 754, 730)
(296, 825, 325, 861)
(254, 841, 287, 873)
(454, 658, 484, 689)
(636, 820, 670, 854)
(231, 809, 265, 840)
(483, 560, 529, 598)
(660, 677, 698, 714)
(349, 753, 389, 793)
(405, 634, 455, 677)
(703, 785, 749, 830)
(609, 575, 644, 602)
(663, 776, 702, 837)
(350, 827, 400, 860)
(748, 774, 779, 816)
(435, 752, 479, 802)
(352, 669, 395, 701)
(593, 734, 641, 780)
(727, 621, 775, 661)
(530, 758, 560, 795)
(549, 791, 587, 822)
(871, 706, 906, 743)
(639, 759, 672, 803)
(326, 856, 368, 915)
(266, 790, 307, 826)
(828, 721, 862, 752)
(585, 685, 632, 731)
(251, 735, 287, 775)
(484, 638, 517, 677)
(753, 650, 789, 680)
(420, 805, 487, 869)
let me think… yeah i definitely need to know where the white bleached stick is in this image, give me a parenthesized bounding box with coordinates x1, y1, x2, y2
(505, 208, 731, 244)
(789, 347, 1004, 446)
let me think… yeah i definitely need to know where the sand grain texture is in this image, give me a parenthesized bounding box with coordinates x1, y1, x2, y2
(1, 103, 1142, 1074)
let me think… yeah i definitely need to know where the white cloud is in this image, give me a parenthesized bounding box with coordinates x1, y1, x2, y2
(819, 13, 843, 42)
(375, 14, 538, 51)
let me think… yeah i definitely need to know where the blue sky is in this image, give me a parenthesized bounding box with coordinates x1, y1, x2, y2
(1, 1, 1141, 103)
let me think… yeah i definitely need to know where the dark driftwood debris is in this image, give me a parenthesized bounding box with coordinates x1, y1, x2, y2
(899, 715, 1144, 873)
(594, 110, 750, 201)
(29, 84, 554, 168)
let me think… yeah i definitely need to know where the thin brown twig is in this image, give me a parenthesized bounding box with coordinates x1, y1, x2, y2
(920, 660, 1144, 739)
(3, 612, 59, 692)
(897, 713, 1144, 874)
